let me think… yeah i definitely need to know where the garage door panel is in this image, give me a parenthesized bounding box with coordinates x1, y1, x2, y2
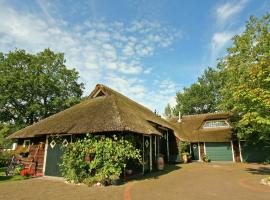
(205, 142, 233, 161)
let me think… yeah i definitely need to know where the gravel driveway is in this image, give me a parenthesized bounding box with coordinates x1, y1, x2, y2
(0, 163, 269, 200)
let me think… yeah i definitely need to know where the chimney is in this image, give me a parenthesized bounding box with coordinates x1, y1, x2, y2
(178, 111, 182, 122)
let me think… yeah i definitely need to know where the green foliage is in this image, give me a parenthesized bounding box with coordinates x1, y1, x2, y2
(60, 134, 142, 185)
(179, 141, 190, 153)
(0, 150, 14, 167)
(202, 154, 211, 163)
(164, 103, 173, 119)
(218, 13, 270, 142)
(0, 124, 16, 149)
(174, 67, 222, 115)
(0, 49, 84, 129)
(0, 173, 30, 182)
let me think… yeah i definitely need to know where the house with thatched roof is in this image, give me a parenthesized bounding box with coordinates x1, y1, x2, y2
(170, 112, 241, 162)
(171, 112, 270, 163)
(8, 84, 179, 177)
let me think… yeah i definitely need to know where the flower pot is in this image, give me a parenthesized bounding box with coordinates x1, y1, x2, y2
(157, 156, 165, 170)
(181, 154, 188, 163)
(126, 169, 133, 175)
(111, 178, 121, 185)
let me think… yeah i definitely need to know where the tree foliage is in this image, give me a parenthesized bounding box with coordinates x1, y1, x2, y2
(0, 49, 84, 129)
(0, 123, 13, 149)
(164, 103, 173, 119)
(218, 14, 270, 142)
(173, 67, 222, 115)
(171, 13, 270, 143)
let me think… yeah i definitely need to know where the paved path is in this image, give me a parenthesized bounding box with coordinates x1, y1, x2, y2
(0, 163, 269, 200)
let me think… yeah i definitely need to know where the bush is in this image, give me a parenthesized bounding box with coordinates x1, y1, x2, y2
(179, 141, 190, 154)
(60, 134, 142, 185)
(0, 150, 15, 167)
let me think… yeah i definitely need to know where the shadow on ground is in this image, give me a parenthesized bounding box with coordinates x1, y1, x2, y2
(245, 167, 270, 175)
(125, 164, 181, 183)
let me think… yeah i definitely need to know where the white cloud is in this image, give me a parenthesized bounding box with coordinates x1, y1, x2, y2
(104, 75, 180, 115)
(211, 32, 234, 55)
(0, 1, 181, 113)
(207, 0, 249, 65)
(216, 0, 248, 27)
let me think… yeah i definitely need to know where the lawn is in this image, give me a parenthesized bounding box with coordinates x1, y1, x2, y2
(0, 167, 30, 183)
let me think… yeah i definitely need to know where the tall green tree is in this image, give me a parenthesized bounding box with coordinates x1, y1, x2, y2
(0, 49, 84, 130)
(218, 14, 270, 142)
(174, 67, 222, 115)
(164, 103, 173, 119)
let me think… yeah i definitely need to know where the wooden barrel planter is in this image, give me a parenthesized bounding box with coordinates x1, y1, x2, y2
(157, 154, 165, 170)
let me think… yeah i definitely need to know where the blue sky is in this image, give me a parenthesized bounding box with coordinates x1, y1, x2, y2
(0, 0, 269, 114)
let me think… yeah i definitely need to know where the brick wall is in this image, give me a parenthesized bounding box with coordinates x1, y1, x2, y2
(199, 142, 205, 160)
(16, 137, 46, 176)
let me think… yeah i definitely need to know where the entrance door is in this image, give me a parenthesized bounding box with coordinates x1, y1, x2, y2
(191, 143, 199, 160)
(143, 136, 150, 173)
(45, 136, 71, 176)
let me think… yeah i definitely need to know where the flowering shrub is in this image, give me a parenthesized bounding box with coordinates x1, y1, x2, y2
(60, 134, 142, 185)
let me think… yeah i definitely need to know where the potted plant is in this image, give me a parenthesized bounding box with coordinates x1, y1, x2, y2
(202, 154, 211, 163)
(179, 141, 190, 163)
(181, 152, 190, 163)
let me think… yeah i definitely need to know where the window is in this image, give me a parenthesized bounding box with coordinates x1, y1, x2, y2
(23, 140, 30, 147)
(203, 120, 230, 129)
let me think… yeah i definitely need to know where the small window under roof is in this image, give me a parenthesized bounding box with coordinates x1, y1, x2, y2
(203, 120, 230, 129)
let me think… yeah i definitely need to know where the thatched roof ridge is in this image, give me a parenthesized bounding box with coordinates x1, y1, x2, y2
(8, 84, 173, 139)
(171, 112, 233, 142)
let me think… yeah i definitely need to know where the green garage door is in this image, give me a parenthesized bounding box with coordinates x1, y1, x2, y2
(205, 142, 233, 161)
(241, 142, 270, 163)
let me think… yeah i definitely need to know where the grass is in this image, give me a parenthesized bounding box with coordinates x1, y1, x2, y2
(0, 167, 30, 183)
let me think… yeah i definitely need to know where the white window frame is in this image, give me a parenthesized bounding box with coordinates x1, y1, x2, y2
(202, 120, 230, 129)
(23, 139, 31, 147)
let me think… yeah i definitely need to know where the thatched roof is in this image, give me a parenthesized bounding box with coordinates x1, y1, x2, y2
(171, 112, 233, 142)
(8, 84, 173, 139)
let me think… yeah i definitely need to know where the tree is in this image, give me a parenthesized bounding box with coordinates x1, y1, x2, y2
(0, 49, 84, 130)
(164, 103, 173, 119)
(174, 67, 222, 115)
(218, 14, 270, 142)
(0, 123, 14, 149)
